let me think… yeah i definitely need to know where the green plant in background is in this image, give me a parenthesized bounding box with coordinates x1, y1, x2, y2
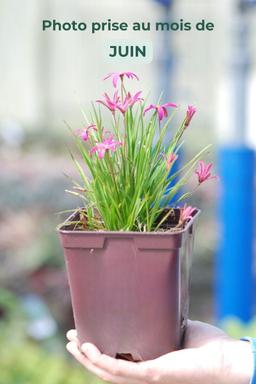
(0, 340, 102, 384)
(64, 71, 216, 231)
(0, 289, 26, 341)
(221, 317, 256, 339)
(0, 289, 102, 384)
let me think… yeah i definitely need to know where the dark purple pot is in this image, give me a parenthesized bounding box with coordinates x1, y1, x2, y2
(58, 209, 200, 361)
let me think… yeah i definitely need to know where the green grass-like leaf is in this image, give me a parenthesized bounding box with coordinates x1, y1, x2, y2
(61, 80, 211, 231)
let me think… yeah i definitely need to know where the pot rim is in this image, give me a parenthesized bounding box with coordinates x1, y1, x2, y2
(58, 208, 201, 236)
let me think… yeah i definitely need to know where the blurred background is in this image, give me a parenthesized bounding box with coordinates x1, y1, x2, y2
(0, 0, 255, 383)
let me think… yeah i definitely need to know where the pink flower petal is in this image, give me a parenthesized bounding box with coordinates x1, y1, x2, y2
(144, 104, 155, 115)
(162, 102, 178, 108)
(112, 74, 119, 88)
(157, 107, 165, 121)
(103, 73, 113, 81)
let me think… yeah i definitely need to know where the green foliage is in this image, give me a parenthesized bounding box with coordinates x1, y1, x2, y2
(0, 289, 102, 384)
(0, 340, 101, 384)
(0, 289, 21, 319)
(65, 75, 210, 231)
(221, 317, 256, 339)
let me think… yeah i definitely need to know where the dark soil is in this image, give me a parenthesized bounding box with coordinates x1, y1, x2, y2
(60, 208, 197, 232)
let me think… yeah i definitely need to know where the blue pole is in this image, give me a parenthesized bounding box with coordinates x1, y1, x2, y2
(217, 148, 255, 321)
(216, 1, 256, 323)
(153, 0, 182, 204)
(160, 6, 180, 202)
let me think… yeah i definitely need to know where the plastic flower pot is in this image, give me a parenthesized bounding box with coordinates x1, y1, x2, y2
(58, 208, 200, 362)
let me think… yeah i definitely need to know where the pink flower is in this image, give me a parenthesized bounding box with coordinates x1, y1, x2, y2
(144, 102, 177, 121)
(103, 72, 139, 88)
(185, 105, 196, 127)
(96, 91, 120, 113)
(90, 133, 122, 159)
(195, 160, 217, 185)
(179, 204, 197, 225)
(166, 152, 178, 170)
(78, 124, 97, 141)
(117, 91, 143, 114)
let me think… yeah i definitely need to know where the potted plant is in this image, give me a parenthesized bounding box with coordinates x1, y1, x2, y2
(58, 71, 216, 362)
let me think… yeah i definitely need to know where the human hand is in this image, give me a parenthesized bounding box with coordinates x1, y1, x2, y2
(66, 320, 253, 384)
